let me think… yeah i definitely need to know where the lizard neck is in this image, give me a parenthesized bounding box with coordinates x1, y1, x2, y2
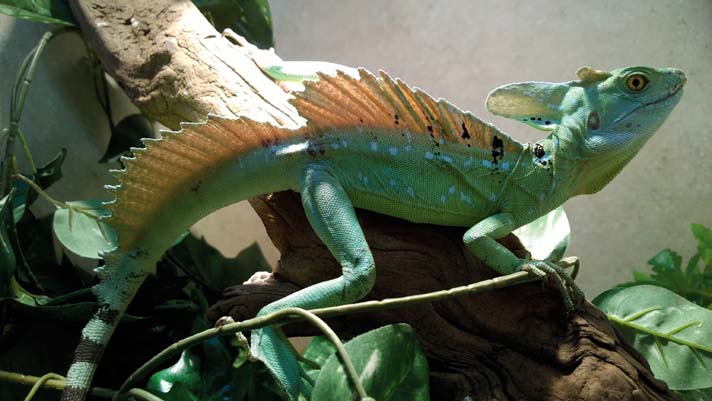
(548, 124, 641, 196)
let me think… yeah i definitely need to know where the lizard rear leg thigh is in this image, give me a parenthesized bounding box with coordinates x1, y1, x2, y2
(251, 163, 375, 400)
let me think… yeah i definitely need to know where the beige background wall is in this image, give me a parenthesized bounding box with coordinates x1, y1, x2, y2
(0, 1, 710, 296)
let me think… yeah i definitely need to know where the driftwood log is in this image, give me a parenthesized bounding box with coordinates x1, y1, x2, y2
(68, 1, 679, 400)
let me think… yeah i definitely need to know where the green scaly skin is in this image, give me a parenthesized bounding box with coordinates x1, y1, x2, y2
(61, 65, 685, 401)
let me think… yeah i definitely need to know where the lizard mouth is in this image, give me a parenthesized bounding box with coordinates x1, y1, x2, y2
(613, 83, 684, 125)
(641, 82, 685, 109)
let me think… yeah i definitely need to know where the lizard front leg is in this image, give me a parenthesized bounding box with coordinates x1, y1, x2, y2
(251, 164, 375, 401)
(463, 213, 585, 313)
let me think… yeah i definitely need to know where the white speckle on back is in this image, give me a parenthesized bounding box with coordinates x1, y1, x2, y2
(460, 192, 472, 204)
(275, 141, 309, 156)
(331, 143, 340, 150)
(441, 155, 454, 164)
(370, 141, 378, 152)
(404, 145, 412, 152)
(500, 161, 510, 171)
(425, 151, 434, 160)
(448, 185, 456, 194)
(489, 194, 497, 202)
(407, 186, 415, 197)
(440, 194, 447, 203)
(464, 157, 474, 167)
(482, 160, 493, 169)
(341, 140, 348, 148)
(389, 147, 398, 156)
(389, 179, 396, 186)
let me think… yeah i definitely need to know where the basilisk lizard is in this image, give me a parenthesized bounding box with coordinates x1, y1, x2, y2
(61, 64, 685, 401)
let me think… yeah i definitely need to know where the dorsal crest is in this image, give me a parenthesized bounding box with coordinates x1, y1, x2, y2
(292, 68, 522, 155)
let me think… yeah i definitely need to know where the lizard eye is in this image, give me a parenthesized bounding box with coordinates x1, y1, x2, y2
(625, 74, 648, 92)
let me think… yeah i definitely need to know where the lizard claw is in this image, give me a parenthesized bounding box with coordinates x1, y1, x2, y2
(522, 260, 585, 314)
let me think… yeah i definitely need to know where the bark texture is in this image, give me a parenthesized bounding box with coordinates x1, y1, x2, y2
(68, 1, 679, 400)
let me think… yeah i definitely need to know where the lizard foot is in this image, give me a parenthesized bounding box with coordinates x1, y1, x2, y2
(521, 260, 585, 314)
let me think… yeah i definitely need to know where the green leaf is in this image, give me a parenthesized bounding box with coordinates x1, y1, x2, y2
(0, 0, 75, 26)
(645, 249, 687, 292)
(9, 178, 28, 222)
(169, 235, 269, 292)
(677, 388, 712, 401)
(512, 206, 570, 261)
(648, 249, 682, 273)
(312, 323, 430, 401)
(1, 298, 96, 320)
(691, 224, 712, 265)
(193, 0, 274, 49)
(0, 193, 18, 296)
(100, 114, 154, 163)
(11, 148, 67, 214)
(593, 285, 712, 390)
(52, 200, 117, 259)
(34, 148, 67, 192)
(301, 335, 337, 382)
(147, 351, 203, 397)
(147, 333, 249, 401)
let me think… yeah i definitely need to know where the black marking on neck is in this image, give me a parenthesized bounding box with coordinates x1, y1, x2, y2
(492, 136, 504, 164)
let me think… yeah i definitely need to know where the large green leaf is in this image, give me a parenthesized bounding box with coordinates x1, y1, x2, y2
(312, 323, 429, 401)
(677, 388, 712, 401)
(0, 0, 75, 26)
(193, 0, 273, 49)
(593, 285, 712, 390)
(302, 335, 337, 382)
(512, 206, 570, 261)
(52, 200, 117, 259)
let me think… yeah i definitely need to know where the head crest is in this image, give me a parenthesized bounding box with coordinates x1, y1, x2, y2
(576, 67, 611, 84)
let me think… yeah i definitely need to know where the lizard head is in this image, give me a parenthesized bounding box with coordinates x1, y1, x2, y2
(486, 66, 685, 193)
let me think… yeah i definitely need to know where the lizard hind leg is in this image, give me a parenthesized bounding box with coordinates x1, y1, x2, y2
(251, 164, 376, 401)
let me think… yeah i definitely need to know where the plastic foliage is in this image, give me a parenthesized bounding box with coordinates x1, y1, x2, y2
(512, 206, 570, 262)
(594, 285, 712, 393)
(303, 324, 430, 401)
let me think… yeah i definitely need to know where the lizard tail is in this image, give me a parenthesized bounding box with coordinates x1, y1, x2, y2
(60, 116, 306, 401)
(61, 257, 149, 401)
